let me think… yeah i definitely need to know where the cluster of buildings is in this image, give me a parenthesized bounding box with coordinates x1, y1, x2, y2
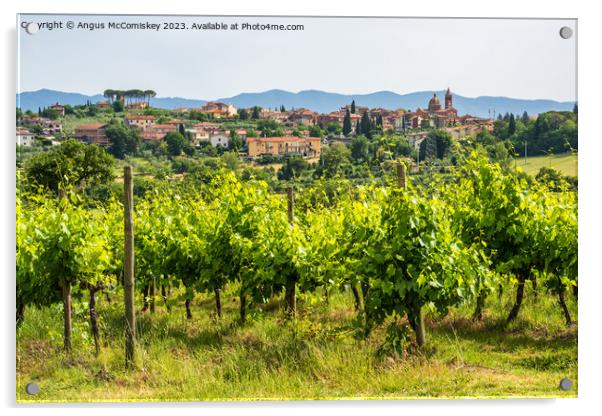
(184, 121, 320, 157)
(240, 89, 491, 136)
(252, 106, 404, 132)
(18, 88, 492, 158)
(72, 115, 181, 147)
(16, 115, 63, 147)
(402, 88, 490, 129)
(71, 114, 323, 158)
(247, 137, 321, 158)
(174, 101, 238, 118)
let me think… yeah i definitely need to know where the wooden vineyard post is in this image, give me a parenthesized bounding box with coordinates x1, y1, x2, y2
(58, 188, 72, 352)
(61, 279, 72, 352)
(285, 187, 296, 319)
(124, 166, 136, 368)
(397, 161, 425, 347)
(396, 161, 407, 190)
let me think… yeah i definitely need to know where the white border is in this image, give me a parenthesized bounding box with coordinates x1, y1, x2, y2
(3, 1, 601, 415)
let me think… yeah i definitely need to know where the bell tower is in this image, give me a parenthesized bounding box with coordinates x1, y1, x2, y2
(445, 87, 453, 109)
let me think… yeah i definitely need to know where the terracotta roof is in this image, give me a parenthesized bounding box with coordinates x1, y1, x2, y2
(247, 136, 320, 143)
(125, 114, 156, 120)
(75, 123, 105, 130)
(290, 108, 316, 116)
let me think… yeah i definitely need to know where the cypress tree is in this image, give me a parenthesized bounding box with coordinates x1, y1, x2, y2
(343, 109, 352, 136)
(508, 113, 517, 135)
(351, 100, 356, 114)
(521, 111, 530, 125)
(361, 111, 371, 138)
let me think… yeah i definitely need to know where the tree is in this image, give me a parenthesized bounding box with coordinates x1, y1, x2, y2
(106, 124, 141, 159)
(351, 100, 356, 114)
(229, 130, 243, 152)
(308, 125, 323, 138)
(360, 111, 372, 138)
(103, 89, 115, 103)
(488, 142, 513, 169)
(144, 89, 157, 106)
(324, 122, 342, 135)
(350, 135, 369, 161)
(221, 151, 240, 171)
(165, 131, 188, 156)
(508, 114, 517, 136)
(257, 119, 283, 137)
(24, 139, 115, 193)
(343, 109, 352, 136)
(317, 143, 351, 177)
(238, 108, 249, 120)
(278, 156, 309, 180)
(112, 100, 124, 113)
(521, 111, 530, 125)
(251, 106, 261, 119)
(475, 129, 496, 146)
(29, 124, 43, 135)
(419, 130, 452, 161)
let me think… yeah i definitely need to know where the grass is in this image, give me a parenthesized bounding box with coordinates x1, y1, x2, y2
(59, 114, 115, 136)
(16, 284, 577, 402)
(514, 152, 578, 177)
(112, 156, 173, 178)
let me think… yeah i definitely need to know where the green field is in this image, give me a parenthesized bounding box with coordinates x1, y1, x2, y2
(17, 286, 577, 402)
(59, 114, 115, 136)
(514, 152, 578, 177)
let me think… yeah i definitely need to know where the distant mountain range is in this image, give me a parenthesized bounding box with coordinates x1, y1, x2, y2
(17, 88, 575, 118)
(16, 89, 206, 113)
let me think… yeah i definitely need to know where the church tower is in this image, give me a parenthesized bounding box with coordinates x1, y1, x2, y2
(445, 87, 453, 109)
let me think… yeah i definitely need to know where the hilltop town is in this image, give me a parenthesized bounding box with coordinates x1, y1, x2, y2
(17, 86, 578, 191)
(17, 88, 493, 160)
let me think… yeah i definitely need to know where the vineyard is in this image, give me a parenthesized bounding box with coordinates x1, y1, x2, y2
(16, 154, 578, 401)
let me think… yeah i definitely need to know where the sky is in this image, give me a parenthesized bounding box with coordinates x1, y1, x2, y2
(17, 15, 577, 102)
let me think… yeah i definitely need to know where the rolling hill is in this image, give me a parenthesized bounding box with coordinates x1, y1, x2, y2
(17, 88, 574, 118)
